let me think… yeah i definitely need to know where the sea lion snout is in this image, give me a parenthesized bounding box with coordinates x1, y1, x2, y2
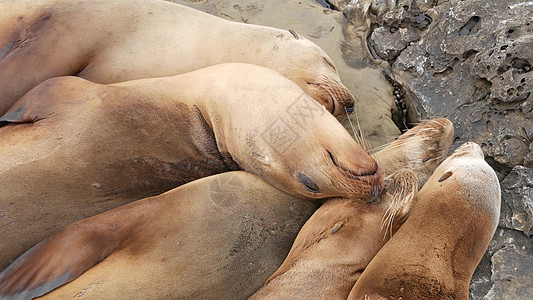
(326, 146, 384, 200)
(305, 77, 355, 119)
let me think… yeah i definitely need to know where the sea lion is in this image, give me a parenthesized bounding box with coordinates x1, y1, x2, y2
(347, 142, 501, 300)
(0, 0, 354, 118)
(0, 172, 320, 300)
(0, 118, 453, 299)
(0, 63, 380, 269)
(249, 169, 418, 300)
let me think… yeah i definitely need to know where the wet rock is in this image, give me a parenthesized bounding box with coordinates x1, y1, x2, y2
(369, 26, 418, 61)
(500, 166, 533, 237)
(389, 0, 533, 175)
(338, 0, 533, 175)
(485, 244, 533, 300)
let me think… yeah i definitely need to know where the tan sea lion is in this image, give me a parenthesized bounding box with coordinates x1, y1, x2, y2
(0, 172, 319, 300)
(0, 118, 453, 299)
(0, 63, 380, 269)
(0, 0, 354, 118)
(347, 142, 501, 300)
(249, 169, 418, 300)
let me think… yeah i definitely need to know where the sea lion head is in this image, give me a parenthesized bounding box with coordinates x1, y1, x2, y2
(275, 30, 355, 119)
(202, 63, 381, 201)
(420, 142, 501, 226)
(232, 97, 383, 201)
(372, 118, 454, 186)
(421, 142, 501, 204)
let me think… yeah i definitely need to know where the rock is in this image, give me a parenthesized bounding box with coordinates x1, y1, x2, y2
(485, 244, 533, 300)
(470, 228, 533, 300)
(173, 0, 401, 148)
(378, 0, 533, 175)
(500, 166, 533, 237)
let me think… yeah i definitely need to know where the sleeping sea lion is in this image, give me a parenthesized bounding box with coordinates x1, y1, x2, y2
(347, 142, 501, 300)
(0, 63, 380, 268)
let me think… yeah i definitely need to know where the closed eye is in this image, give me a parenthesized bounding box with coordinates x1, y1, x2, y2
(323, 57, 336, 71)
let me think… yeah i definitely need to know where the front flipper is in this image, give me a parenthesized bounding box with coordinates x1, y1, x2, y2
(0, 106, 32, 127)
(0, 76, 93, 128)
(0, 221, 121, 299)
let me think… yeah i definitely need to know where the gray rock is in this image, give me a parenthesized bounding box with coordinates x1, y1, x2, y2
(470, 227, 533, 300)
(389, 0, 533, 174)
(500, 166, 533, 237)
(485, 244, 533, 300)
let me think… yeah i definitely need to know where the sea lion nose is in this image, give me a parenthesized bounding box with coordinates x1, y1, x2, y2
(327, 149, 379, 178)
(327, 148, 384, 198)
(345, 103, 355, 114)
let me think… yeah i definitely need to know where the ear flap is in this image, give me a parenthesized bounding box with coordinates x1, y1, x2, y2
(0, 221, 120, 299)
(288, 29, 300, 40)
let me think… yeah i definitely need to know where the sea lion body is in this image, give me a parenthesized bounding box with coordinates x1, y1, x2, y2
(0, 63, 379, 269)
(0, 0, 354, 118)
(0, 172, 319, 300)
(348, 142, 501, 300)
(250, 169, 418, 300)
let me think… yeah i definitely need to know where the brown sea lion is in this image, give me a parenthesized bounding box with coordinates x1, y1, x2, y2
(347, 142, 501, 300)
(0, 63, 380, 269)
(249, 169, 418, 300)
(0, 0, 354, 118)
(0, 118, 453, 299)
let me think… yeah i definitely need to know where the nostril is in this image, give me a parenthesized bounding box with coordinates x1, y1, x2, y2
(346, 103, 355, 114)
(367, 184, 382, 203)
(298, 172, 320, 193)
(328, 150, 337, 167)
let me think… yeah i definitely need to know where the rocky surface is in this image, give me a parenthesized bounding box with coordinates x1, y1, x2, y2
(173, 0, 532, 298)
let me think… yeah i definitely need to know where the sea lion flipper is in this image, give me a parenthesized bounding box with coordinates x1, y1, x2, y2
(0, 76, 88, 128)
(0, 106, 30, 127)
(0, 223, 118, 299)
